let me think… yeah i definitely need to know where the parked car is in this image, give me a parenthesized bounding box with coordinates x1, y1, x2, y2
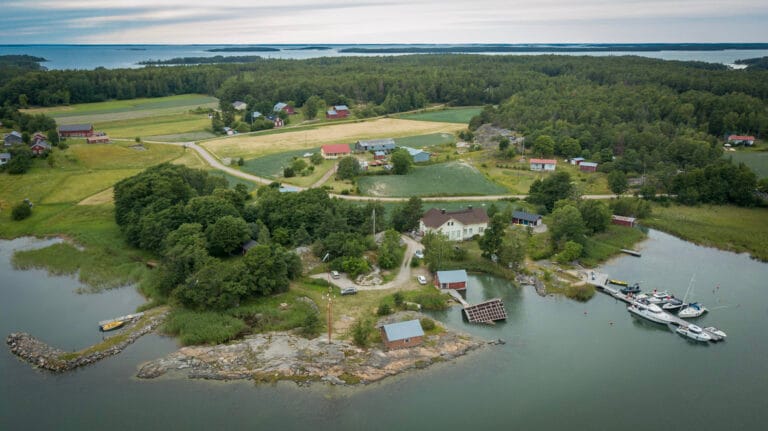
(414, 250, 424, 259)
(340, 287, 357, 295)
(417, 275, 427, 285)
(331, 270, 340, 279)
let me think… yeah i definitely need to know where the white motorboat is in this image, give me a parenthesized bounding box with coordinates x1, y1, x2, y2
(678, 302, 708, 318)
(648, 290, 672, 304)
(627, 299, 675, 325)
(661, 297, 685, 311)
(704, 326, 727, 340)
(676, 324, 712, 342)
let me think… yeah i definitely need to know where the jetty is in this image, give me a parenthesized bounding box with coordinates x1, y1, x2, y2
(446, 290, 507, 324)
(98, 312, 144, 329)
(620, 249, 642, 257)
(585, 272, 725, 342)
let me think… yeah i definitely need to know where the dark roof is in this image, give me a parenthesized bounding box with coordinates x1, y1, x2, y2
(58, 124, 93, 132)
(421, 207, 489, 229)
(512, 211, 541, 223)
(382, 320, 424, 342)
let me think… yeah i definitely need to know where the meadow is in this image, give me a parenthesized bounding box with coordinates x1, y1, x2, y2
(394, 132, 456, 148)
(357, 162, 508, 197)
(397, 107, 482, 124)
(726, 150, 768, 179)
(642, 203, 768, 261)
(201, 118, 466, 160)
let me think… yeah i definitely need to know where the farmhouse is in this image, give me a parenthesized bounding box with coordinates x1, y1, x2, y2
(380, 320, 424, 350)
(419, 207, 489, 241)
(355, 138, 396, 153)
(326, 105, 350, 119)
(32, 132, 48, 143)
(435, 270, 468, 290)
(58, 124, 94, 138)
(232, 101, 247, 111)
(4, 131, 22, 147)
(320, 144, 351, 159)
(0, 152, 10, 165)
(579, 161, 598, 172)
(512, 211, 543, 227)
(530, 158, 557, 171)
(401, 146, 431, 163)
(29, 140, 51, 155)
(86, 135, 110, 144)
(273, 102, 295, 115)
(611, 215, 637, 227)
(570, 157, 585, 165)
(727, 135, 755, 146)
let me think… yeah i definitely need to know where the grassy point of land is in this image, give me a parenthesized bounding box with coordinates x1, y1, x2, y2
(642, 203, 768, 261)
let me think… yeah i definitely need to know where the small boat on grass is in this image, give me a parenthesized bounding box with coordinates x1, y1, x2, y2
(99, 320, 126, 332)
(679, 302, 708, 318)
(676, 324, 712, 342)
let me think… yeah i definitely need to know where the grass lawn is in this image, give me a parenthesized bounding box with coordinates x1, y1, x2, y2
(581, 225, 647, 267)
(397, 107, 482, 124)
(201, 118, 466, 160)
(357, 162, 508, 197)
(68, 142, 183, 170)
(726, 151, 768, 179)
(23, 94, 217, 122)
(642, 203, 768, 261)
(97, 113, 214, 141)
(238, 147, 334, 187)
(394, 132, 456, 148)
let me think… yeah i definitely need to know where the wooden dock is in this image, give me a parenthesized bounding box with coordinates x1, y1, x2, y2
(445, 289, 507, 324)
(98, 312, 144, 327)
(585, 273, 725, 342)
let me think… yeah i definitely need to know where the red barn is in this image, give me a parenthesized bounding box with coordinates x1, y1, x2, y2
(579, 161, 598, 172)
(326, 105, 350, 119)
(435, 270, 468, 290)
(273, 102, 295, 115)
(58, 124, 94, 137)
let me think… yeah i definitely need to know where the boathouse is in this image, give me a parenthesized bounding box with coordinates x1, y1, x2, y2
(611, 215, 637, 227)
(727, 135, 755, 146)
(512, 211, 542, 227)
(380, 319, 424, 350)
(435, 270, 468, 290)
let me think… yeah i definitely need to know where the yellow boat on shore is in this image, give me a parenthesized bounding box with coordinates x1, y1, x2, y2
(608, 279, 629, 286)
(99, 320, 126, 332)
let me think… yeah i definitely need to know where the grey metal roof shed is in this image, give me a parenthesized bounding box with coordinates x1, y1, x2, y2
(381, 320, 424, 342)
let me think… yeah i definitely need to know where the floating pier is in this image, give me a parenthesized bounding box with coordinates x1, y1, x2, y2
(586, 272, 725, 342)
(445, 290, 507, 324)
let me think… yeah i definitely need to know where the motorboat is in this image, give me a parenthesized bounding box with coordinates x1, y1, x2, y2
(704, 326, 727, 340)
(678, 302, 708, 318)
(627, 299, 675, 325)
(648, 290, 672, 304)
(675, 324, 712, 342)
(661, 297, 685, 311)
(609, 279, 628, 286)
(620, 283, 641, 294)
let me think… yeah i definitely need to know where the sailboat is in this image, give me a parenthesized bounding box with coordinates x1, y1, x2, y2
(677, 274, 708, 319)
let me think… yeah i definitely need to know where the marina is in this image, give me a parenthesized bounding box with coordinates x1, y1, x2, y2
(586, 272, 726, 342)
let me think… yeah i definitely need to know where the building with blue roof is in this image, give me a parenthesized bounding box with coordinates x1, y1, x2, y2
(380, 319, 425, 350)
(435, 270, 468, 290)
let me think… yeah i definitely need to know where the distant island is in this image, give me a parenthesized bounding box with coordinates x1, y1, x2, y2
(206, 47, 280, 52)
(138, 55, 262, 65)
(285, 46, 333, 51)
(340, 43, 768, 54)
(735, 56, 768, 70)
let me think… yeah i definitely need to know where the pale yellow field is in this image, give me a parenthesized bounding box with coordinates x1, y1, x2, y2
(201, 118, 466, 159)
(78, 188, 115, 206)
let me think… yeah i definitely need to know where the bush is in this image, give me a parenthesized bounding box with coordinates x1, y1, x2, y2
(420, 318, 436, 331)
(377, 302, 393, 316)
(11, 201, 32, 220)
(393, 292, 404, 308)
(351, 318, 374, 347)
(410, 291, 449, 310)
(299, 311, 322, 337)
(565, 283, 595, 302)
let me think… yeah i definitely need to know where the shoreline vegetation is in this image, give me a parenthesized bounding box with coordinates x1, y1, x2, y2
(138, 55, 263, 65)
(339, 43, 768, 54)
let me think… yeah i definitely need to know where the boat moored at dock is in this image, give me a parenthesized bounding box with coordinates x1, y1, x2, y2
(678, 302, 708, 318)
(675, 324, 712, 342)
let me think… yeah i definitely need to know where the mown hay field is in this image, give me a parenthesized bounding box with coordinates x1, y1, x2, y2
(397, 107, 482, 124)
(201, 118, 466, 160)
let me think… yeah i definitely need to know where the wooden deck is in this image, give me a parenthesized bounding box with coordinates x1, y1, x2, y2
(586, 272, 725, 342)
(445, 289, 507, 324)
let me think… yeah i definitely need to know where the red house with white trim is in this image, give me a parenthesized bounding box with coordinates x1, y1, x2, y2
(727, 135, 755, 146)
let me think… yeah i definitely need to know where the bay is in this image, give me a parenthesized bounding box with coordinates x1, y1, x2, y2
(1, 229, 767, 430)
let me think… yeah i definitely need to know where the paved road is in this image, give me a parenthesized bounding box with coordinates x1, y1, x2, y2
(311, 235, 427, 291)
(145, 138, 636, 202)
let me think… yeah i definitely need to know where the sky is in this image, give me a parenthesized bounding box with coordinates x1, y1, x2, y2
(2, 0, 767, 44)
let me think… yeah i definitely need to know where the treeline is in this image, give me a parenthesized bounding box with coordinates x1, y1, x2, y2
(735, 56, 768, 71)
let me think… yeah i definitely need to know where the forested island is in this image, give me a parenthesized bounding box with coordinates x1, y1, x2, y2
(206, 47, 280, 52)
(138, 55, 263, 65)
(340, 43, 768, 54)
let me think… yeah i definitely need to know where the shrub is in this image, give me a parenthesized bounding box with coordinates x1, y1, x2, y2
(11, 201, 32, 220)
(377, 302, 392, 316)
(351, 318, 374, 347)
(565, 283, 595, 302)
(411, 291, 449, 310)
(420, 318, 436, 331)
(163, 309, 248, 345)
(393, 292, 404, 308)
(299, 311, 322, 337)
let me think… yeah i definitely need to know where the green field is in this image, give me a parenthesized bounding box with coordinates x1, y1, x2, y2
(398, 107, 482, 124)
(642, 204, 768, 261)
(357, 162, 508, 197)
(97, 114, 215, 141)
(394, 133, 456, 148)
(241, 148, 320, 178)
(727, 151, 768, 178)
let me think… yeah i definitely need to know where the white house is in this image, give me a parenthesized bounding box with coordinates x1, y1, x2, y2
(530, 158, 557, 171)
(0, 152, 10, 165)
(419, 207, 489, 241)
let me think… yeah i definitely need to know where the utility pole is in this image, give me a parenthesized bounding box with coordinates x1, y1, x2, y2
(372, 207, 376, 237)
(324, 286, 334, 344)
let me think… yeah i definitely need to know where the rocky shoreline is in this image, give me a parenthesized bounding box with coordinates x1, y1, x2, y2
(6, 310, 168, 372)
(137, 312, 498, 385)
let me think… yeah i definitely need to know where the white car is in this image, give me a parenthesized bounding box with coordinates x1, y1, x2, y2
(417, 275, 427, 285)
(331, 270, 340, 279)
(414, 250, 424, 259)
